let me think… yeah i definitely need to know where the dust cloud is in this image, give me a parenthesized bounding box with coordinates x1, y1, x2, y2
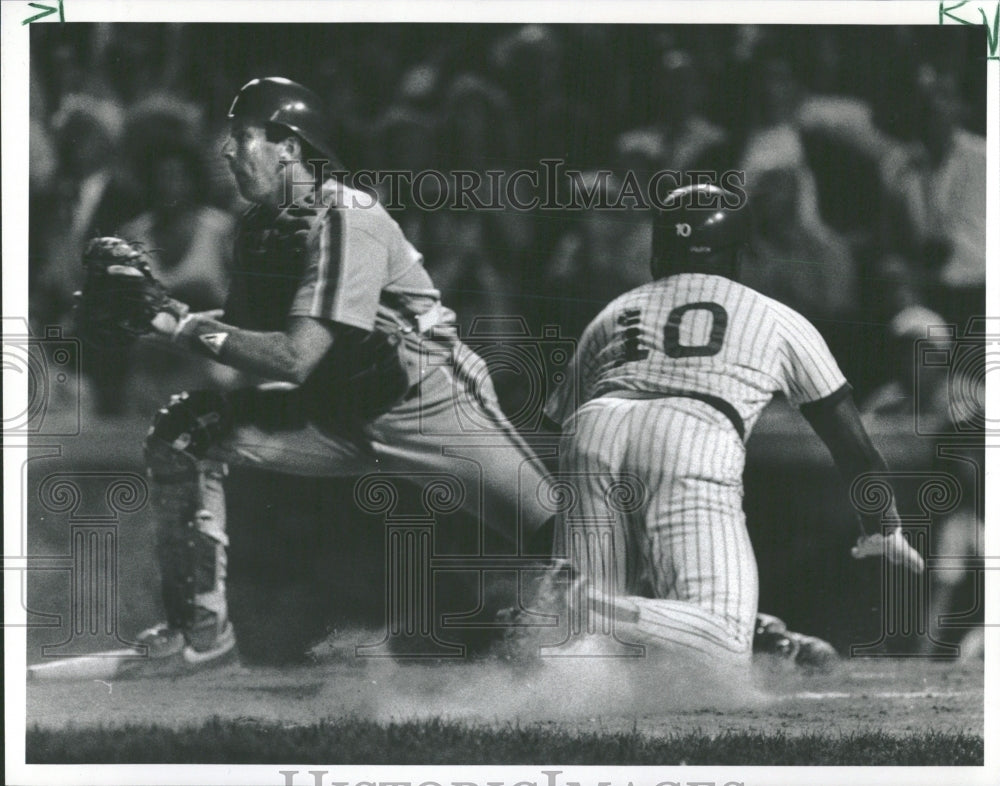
(307, 628, 770, 724)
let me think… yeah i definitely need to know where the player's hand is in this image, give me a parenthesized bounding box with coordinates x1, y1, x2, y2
(151, 305, 223, 341)
(150, 299, 190, 337)
(851, 527, 924, 574)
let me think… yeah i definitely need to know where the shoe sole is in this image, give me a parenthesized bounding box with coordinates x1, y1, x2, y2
(28, 627, 238, 682)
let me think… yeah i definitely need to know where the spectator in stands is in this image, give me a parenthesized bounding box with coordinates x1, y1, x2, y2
(314, 55, 364, 169)
(879, 64, 986, 325)
(117, 130, 238, 406)
(394, 63, 442, 116)
(439, 73, 516, 172)
(543, 170, 651, 339)
(41, 95, 137, 318)
(490, 25, 578, 163)
(101, 26, 172, 105)
(738, 50, 827, 233)
(369, 105, 437, 250)
(44, 96, 137, 413)
(647, 49, 733, 173)
(421, 188, 516, 335)
(612, 129, 663, 198)
(860, 305, 954, 421)
(438, 74, 534, 279)
(561, 25, 624, 165)
(797, 63, 985, 325)
(29, 74, 60, 333)
(742, 167, 857, 326)
(117, 146, 232, 313)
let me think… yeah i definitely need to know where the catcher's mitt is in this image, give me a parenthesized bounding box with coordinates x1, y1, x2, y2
(73, 237, 175, 347)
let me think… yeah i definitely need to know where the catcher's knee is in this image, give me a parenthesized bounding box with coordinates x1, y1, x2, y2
(145, 390, 233, 476)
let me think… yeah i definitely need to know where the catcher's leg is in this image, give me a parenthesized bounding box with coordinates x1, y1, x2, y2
(142, 391, 234, 661)
(372, 359, 556, 550)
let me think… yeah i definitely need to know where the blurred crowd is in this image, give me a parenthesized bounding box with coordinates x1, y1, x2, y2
(29, 23, 986, 417)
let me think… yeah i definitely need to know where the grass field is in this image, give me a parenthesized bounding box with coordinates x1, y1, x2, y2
(25, 646, 984, 766)
(26, 721, 982, 766)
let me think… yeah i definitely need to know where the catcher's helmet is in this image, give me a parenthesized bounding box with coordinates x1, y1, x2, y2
(651, 184, 751, 280)
(228, 77, 341, 167)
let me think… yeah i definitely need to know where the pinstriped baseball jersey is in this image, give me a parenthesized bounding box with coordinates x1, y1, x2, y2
(545, 272, 847, 663)
(545, 272, 848, 438)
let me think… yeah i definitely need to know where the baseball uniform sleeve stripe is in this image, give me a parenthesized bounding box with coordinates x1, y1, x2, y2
(290, 208, 341, 323)
(311, 207, 339, 317)
(290, 208, 389, 331)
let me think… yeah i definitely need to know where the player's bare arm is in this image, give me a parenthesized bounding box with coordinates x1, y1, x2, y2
(153, 308, 338, 385)
(800, 386, 889, 488)
(800, 388, 924, 573)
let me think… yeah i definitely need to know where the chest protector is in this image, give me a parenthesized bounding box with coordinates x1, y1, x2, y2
(229, 204, 316, 331)
(229, 204, 409, 422)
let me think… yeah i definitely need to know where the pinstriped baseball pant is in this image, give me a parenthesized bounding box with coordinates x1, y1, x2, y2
(554, 395, 758, 663)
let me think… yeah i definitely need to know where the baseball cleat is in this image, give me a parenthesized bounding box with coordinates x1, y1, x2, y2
(124, 621, 238, 676)
(754, 612, 788, 637)
(26, 622, 238, 682)
(753, 613, 838, 670)
(788, 631, 838, 668)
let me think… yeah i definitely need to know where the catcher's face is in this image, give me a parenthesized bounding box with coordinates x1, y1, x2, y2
(222, 120, 286, 204)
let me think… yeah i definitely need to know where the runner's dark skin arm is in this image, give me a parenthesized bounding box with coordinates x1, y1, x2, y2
(801, 385, 901, 528)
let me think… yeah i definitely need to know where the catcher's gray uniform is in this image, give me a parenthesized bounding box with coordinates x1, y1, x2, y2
(145, 182, 553, 654)
(544, 272, 848, 663)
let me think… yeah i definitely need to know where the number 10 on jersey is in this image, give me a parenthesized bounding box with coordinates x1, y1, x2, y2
(617, 301, 729, 364)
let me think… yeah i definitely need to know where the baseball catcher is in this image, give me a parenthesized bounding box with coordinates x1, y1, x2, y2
(71, 77, 556, 672)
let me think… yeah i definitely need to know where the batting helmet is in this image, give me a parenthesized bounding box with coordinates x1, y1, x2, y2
(228, 77, 342, 167)
(651, 184, 751, 280)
